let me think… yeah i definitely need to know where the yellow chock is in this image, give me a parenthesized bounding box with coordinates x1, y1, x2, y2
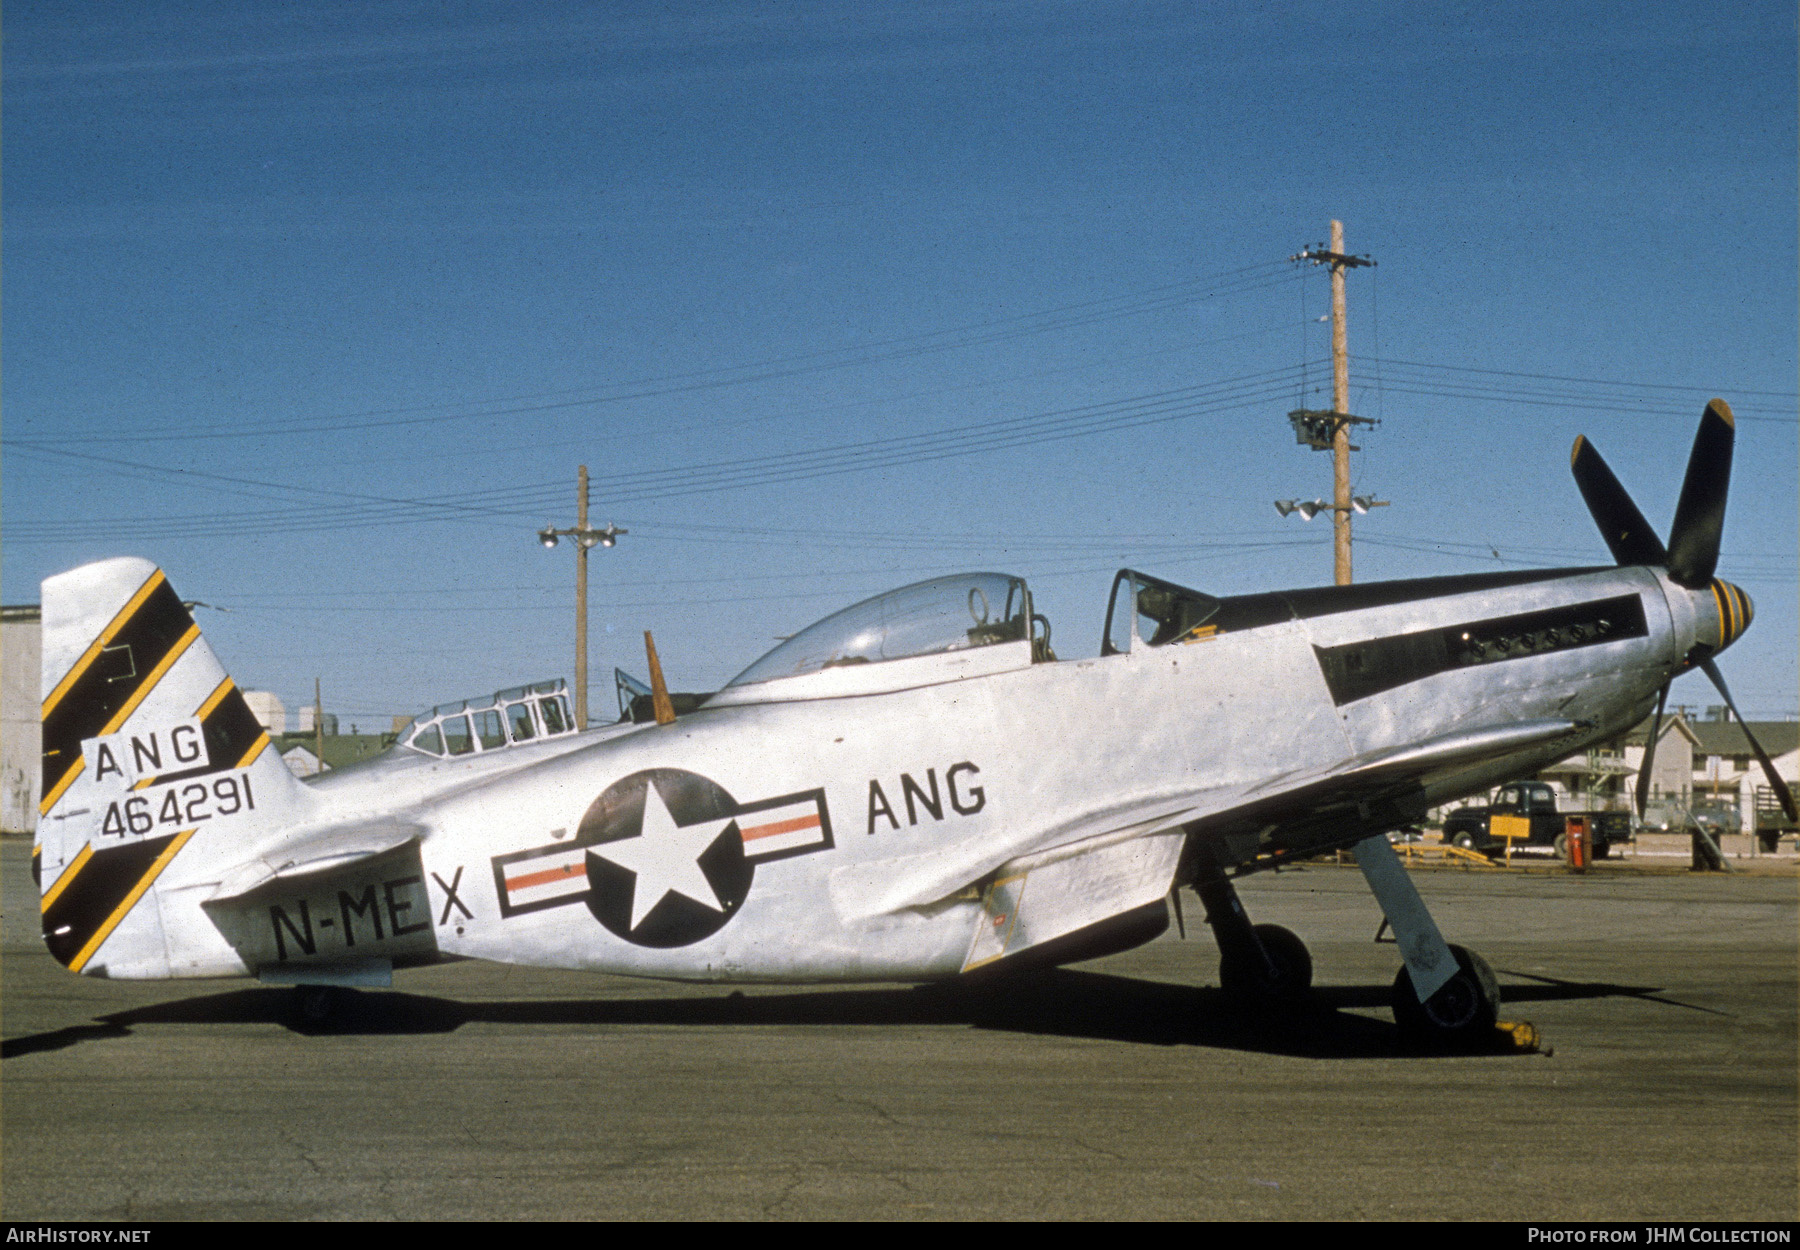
(1495, 1020, 1544, 1054)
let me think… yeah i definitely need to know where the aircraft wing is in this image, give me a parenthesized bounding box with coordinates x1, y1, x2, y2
(831, 718, 1581, 972)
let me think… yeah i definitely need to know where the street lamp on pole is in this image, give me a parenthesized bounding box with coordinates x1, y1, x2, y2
(537, 464, 626, 729)
(1274, 495, 1386, 521)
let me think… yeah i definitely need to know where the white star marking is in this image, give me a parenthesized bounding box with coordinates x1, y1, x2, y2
(589, 784, 735, 930)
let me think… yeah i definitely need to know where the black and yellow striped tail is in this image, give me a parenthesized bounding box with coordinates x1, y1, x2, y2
(36, 557, 306, 976)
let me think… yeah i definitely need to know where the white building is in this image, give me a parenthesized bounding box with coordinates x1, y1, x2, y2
(2, 607, 43, 834)
(1619, 714, 1700, 803)
(296, 706, 338, 735)
(281, 744, 325, 778)
(1686, 716, 1800, 816)
(241, 690, 286, 736)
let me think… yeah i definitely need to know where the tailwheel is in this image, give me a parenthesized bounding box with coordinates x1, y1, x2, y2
(1219, 923, 1313, 1010)
(293, 984, 343, 1028)
(1391, 944, 1500, 1049)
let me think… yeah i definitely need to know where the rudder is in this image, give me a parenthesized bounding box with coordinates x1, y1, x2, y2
(38, 558, 311, 976)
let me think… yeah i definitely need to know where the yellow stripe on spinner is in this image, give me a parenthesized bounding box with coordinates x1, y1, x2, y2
(67, 829, 195, 974)
(41, 570, 167, 718)
(41, 842, 95, 912)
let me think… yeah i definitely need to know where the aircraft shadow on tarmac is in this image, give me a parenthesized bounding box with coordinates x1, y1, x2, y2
(0, 966, 1712, 1061)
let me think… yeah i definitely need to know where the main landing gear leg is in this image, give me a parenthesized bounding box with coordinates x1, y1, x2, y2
(1353, 833, 1500, 1048)
(1190, 853, 1312, 1010)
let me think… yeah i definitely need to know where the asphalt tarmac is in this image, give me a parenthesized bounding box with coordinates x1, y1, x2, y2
(3, 836, 1794, 1221)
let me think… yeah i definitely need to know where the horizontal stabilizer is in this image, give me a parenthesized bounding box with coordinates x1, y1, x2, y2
(199, 823, 438, 976)
(207, 819, 425, 903)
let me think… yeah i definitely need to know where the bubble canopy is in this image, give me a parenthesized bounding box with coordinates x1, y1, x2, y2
(726, 573, 1032, 690)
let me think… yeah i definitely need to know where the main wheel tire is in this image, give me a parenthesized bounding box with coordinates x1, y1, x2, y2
(1392, 944, 1500, 1049)
(1220, 923, 1314, 1009)
(1451, 831, 1477, 850)
(1553, 832, 1570, 860)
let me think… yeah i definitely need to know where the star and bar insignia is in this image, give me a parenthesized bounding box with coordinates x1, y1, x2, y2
(490, 768, 833, 947)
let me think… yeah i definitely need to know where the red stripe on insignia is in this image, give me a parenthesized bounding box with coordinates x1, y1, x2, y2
(508, 862, 586, 891)
(740, 814, 821, 841)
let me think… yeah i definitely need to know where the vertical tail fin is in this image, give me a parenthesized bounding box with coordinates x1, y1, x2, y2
(38, 558, 310, 976)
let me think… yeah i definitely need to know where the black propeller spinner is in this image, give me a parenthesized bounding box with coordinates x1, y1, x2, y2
(1569, 400, 1795, 824)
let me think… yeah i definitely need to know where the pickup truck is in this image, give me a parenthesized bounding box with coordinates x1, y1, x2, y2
(1441, 781, 1631, 860)
(1753, 786, 1796, 853)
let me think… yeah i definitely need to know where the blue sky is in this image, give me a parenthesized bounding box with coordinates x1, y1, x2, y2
(5, 1, 1795, 727)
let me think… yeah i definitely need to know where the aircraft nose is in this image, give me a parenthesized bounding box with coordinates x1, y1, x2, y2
(1701, 578, 1753, 654)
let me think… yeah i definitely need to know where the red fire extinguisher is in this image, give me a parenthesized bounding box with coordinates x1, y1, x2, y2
(1565, 816, 1589, 872)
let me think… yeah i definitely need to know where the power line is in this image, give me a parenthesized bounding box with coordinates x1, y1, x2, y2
(1377, 359, 1797, 401)
(6, 365, 1309, 541)
(9, 352, 1795, 545)
(4, 263, 1301, 448)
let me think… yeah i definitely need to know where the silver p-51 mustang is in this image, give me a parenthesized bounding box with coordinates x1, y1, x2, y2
(33, 403, 1791, 1045)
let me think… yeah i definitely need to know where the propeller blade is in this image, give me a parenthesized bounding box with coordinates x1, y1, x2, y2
(1699, 658, 1797, 823)
(1635, 683, 1670, 819)
(1570, 436, 1668, 567)
(1666, 400, 1735, 589)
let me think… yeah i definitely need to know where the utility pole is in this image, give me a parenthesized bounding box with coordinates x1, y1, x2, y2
(576, 465, 590, 729)
(1288, 221, 1376, 584)
(537, 467, 626, 730)
(1329, 220, 1354, 585)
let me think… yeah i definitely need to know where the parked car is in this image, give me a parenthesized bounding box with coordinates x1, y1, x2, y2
(1689, 801, 1740, 838)
(1638, 797, 1688, 834)
(1442, 781, 1630, 859)
(1639, 798, 1740, 843)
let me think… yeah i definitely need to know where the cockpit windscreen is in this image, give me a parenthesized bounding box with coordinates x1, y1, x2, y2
(728, 573, 1030, 688)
